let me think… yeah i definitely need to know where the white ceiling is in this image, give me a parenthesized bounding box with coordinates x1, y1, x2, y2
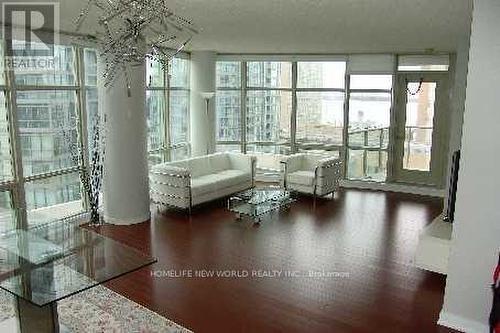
(20, 0, 474, 54)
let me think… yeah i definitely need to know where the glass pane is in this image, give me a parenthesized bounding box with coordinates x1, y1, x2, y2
(350, 75, 393, 90)
(348, 92, 391, 148)
(246, 144, 290, 155)
(170, 57, 189, 88)
(0, 42, 5, 84)
(348, 149, 363, 179)
(246, 91, 292, 144)
(405, 82, 436, 127)
(146, 90, 165, 151)
(0, 191, 14, 234)
(85, 88, 99, 130)
(403, 82, 436, 171)
(146, 59, 165, 87)
(216, 90, 241, 142)
(298, 149, 340, 159)
(170, 90, 189, 144)
(0, 92, 13, 181)
(297, 62, 346, 89)
(216, 144, 241, 153)
(247, 62, 292, 88)
(348, 149, 387, 182)
(84, 48, 98, 86)
(216, 61, 241, 88)
(25, 173, 83, 223)
(148, 151, 165, 168)
(171, 145, 190, 161)
(403, 128, 433, 171)
(398, 55, 449, 72)
(14, 44, 76, 86)
(296, 91, 344, 146)
(398, 64, 449, 71)
(17, 90, 78, 176)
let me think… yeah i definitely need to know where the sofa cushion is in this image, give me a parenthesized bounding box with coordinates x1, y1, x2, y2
(191, 174, 219, 196)
(185, 157, 211, 177)
(287, 170, 315, 186)
(191, 169, 250, 197)
(209, 153, 231, 173)
(216, 169, 251, 188)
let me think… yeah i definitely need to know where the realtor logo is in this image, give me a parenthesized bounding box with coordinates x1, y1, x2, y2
(2, 2, 59, 56)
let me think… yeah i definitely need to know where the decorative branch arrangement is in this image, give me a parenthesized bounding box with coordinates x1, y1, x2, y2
(61, 114, 106, 225)
(74, 0, 199, 94)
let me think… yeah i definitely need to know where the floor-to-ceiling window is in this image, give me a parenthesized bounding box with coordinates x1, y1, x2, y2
(146, 55, 191, 166)
(0, 40, 98, 229)
(346, 75, 393, 181)
(215, 56, 391, 182)
(296, 61, 346, 157)
(215, 59, 346, 156)
(215, 61, 243, 153)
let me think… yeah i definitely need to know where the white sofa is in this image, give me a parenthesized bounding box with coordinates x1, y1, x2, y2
(150, 153, 256, 212)
(281, 153, 342, 199)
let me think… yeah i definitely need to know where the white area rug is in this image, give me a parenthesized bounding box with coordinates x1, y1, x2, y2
(0, 285, 191, 333)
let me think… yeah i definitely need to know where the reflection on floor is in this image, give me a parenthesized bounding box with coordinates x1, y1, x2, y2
(94, 188, 456, 333)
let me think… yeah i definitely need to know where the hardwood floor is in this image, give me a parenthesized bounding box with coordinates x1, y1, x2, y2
(92, 188, 457, 333)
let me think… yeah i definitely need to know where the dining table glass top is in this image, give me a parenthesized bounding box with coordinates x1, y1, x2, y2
(0, 209, 156, 306)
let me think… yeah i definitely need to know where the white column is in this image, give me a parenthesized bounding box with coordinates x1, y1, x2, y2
(100, 62, 150, 225)
(190, 51, 216, 157)
(439, 1, 500, 332)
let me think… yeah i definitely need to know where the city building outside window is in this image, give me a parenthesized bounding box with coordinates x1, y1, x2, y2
(0, 41, 99, 227)
(146, 56, 191, 166)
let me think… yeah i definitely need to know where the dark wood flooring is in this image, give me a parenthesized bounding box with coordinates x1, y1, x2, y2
(92, 188, 457, 333)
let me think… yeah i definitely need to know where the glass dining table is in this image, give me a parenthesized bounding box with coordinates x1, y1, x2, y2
(0, 208, 156, 333)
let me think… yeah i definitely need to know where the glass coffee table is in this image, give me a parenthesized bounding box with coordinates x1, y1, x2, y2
(0, 209, 156, 333)
(228, 187, 295, 224)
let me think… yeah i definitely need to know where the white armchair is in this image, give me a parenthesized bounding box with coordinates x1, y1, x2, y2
(281, 154, 342, 199)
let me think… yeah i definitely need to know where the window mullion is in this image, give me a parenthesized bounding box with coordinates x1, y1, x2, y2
(291, 62, 298, 154)
(241, 61, 247, 154)
(342, 74, 351, 179)
(4, 45, 27, 227)
(75, 47, 90, 211)
(164, 65, 171, 162)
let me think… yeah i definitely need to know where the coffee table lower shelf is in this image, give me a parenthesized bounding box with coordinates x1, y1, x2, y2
(227, 188, 295, 224)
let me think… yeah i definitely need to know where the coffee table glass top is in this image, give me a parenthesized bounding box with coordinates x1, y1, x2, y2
(228, 187, 295, 218)
(0, 209, 156, 306)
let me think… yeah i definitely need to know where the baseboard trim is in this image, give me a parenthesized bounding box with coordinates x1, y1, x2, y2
(340, 180, 445, 197)
(438, 310, 489, 333)
(104, 212, 151, 226)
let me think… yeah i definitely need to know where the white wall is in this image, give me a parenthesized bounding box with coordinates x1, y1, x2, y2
(190, 51, 216, 156)
(440, 1, 500, 332)
(442, 28, 471, 214)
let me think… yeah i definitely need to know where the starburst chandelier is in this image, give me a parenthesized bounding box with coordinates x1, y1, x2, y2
(75, 0, 198, 93)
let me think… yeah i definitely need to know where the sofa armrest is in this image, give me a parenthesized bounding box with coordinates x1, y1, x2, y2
(149, 164, 192, 210)
(317, 157, 342, 169)
(312, 158, 342, 194)
(228, 153, 257, 175)
(150, 164, 191, 188)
